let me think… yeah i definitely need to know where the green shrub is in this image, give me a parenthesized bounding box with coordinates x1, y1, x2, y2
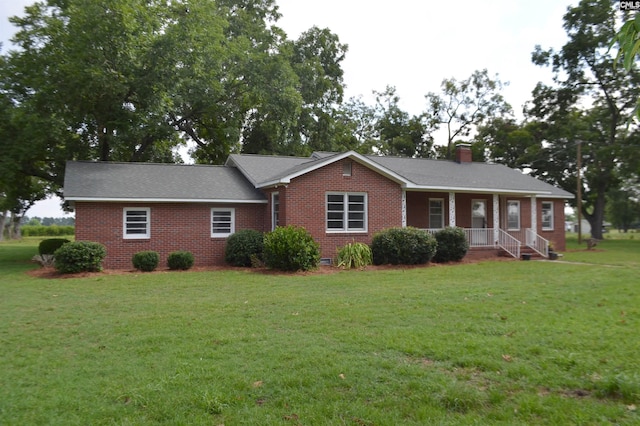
(433, 227, 469, 263)
(263, 225, 320, 271)
(132, 251, 160, 272)
(337, 241, 373, 269)
(54, 241, 106, 274)
(38, 238, 71, 255)
(225, 229, 264, 267)
(22, 225, 75, 237)
(167, 250, 195, 270)
(371, 227, 437, 265)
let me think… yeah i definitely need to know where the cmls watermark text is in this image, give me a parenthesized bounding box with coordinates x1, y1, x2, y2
(620, 1, 640, 10)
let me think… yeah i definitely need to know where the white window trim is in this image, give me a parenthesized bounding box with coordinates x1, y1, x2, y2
(507, 200, 520, 231)
(541, 201, 554, 231)
(429, 198, 444, 229)
(123, 207, 150, 239)
(211, 208, 235, 238)
(271, 192, 280, 231)
(326, 192, 368, 233)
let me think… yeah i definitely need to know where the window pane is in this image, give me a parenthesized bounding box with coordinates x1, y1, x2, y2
(212, 210, 233, 235)
(124, 208, 149, 238)
(429, 200, 443, 228)
(507, 201, 519, 229)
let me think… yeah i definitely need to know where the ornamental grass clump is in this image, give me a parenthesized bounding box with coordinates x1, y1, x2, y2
(433, 226, 469, 263)
(371, 227, 437, 265)
(54, 241, 106, 273)
(263, 225, 320, 271)
(167, 251, 195, 270)
(337, 241, 373, 269)
(132, 251, 160, 272)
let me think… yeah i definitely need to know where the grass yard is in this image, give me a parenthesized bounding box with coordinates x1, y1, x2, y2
(1, 237, 639, 425)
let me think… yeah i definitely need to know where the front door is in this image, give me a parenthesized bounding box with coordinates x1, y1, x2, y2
(471, 199, 488, 245)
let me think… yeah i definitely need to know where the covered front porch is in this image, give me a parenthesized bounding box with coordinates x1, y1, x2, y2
(403, 191, 551, 259)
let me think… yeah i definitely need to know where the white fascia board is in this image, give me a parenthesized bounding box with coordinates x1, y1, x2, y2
(403, 183, 553, 196)
(257, 151, 411, 188)
(65, 197, 267, 204)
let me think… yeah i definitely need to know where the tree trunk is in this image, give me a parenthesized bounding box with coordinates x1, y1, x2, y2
(585, 185, 607, 240)
(10, 211, 22, 240)
(0, 211, 7, 241)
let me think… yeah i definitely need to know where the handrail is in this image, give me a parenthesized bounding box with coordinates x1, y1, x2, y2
(498, 229, 520, 258)
(525, 228, 549, 257)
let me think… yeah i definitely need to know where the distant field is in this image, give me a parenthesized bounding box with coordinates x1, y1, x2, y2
(1, 237, 638, 425)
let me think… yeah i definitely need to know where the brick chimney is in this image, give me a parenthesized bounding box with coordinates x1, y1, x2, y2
(455, 143, 472, 163)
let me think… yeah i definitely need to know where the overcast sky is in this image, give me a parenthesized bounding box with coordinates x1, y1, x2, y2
(1, 0, 575, 217)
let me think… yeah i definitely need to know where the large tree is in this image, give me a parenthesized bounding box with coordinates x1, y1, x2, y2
(528, 0, 640, 240)
(424, 69, 512, 159)
(0, 0, 347, 198)
(373, 86, 432, 158)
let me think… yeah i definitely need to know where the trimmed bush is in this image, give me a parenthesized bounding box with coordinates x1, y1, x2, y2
(132, 251, 160, 272)
(38, 238, 71, 255)
(263, 225, 320, 272)
(337, 242, 373, 269)
(433, 227, 469, 263)
(371, 227, 437, 265)
(225, 229, 264, 267)
(54, 241, 106, 274)
(167, 250, 195, 270)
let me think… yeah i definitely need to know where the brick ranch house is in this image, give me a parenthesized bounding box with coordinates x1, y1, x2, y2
(63, 145, 573, 269)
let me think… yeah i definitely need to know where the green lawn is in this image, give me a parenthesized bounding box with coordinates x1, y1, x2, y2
(1, 237, 639, 425)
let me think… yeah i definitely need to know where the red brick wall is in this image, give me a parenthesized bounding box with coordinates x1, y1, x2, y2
(283, 159, 403, 261)
(75, 202, 267, 269)
(406, 192, 450, 228)
(538, 198, 567, 251)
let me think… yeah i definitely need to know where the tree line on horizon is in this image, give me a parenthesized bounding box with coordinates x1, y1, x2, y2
(1, 0, 638, 240)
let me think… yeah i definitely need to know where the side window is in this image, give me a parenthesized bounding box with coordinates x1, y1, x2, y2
(507, 200, 520, 230)
(272, 192, 280, 230)
(123, 207, 150, 239)
(541, 201, 554, 230)
(211, 208, 235, 237)
(429, 199, 444, 229)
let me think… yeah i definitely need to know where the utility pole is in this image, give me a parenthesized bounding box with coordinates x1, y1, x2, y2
(576, 140, 582, 245)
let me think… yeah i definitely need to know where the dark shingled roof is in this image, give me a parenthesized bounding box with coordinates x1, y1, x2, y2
(63, 161, 266, 202)
(228, 152, 573, 198)
(64, 152, 573, 203)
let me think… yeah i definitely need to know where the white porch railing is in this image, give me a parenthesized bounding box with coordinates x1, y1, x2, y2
(525, 228, 549, 257)
(498, 229, 520, 259)
(423, 227, 548, 259)
(424, 228, 495, 248)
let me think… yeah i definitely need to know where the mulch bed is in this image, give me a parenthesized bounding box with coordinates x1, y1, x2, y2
(26, 249, 515, 280)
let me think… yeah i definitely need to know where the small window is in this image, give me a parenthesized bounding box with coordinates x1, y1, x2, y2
(507, 200, 520, 230)
(541, 201, 554, 230)
(429, 199, 444, 229)
(211, 208, 235, 237)
(123, 208, 150, 239)
(342, 161, 352, 176)
(272, 192, 280, 231)
(326, 192, 367, 232)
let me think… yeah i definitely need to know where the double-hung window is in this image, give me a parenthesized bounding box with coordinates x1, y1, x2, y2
(541, 201, 554, 230)
(211, 208, 235, 237)
(326, 192, 367, 232)
(123, 208, 150, 239)
(507, 200, 520, 230)
(272, 192, 280, 230)
(429, 199, 444, 229)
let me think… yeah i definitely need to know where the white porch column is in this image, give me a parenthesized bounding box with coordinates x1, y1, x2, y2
(401, 190, 407, 227)
(493, 194, 499, 246)
(530, 195, 537, 232)
(448, 192, 456, 227)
